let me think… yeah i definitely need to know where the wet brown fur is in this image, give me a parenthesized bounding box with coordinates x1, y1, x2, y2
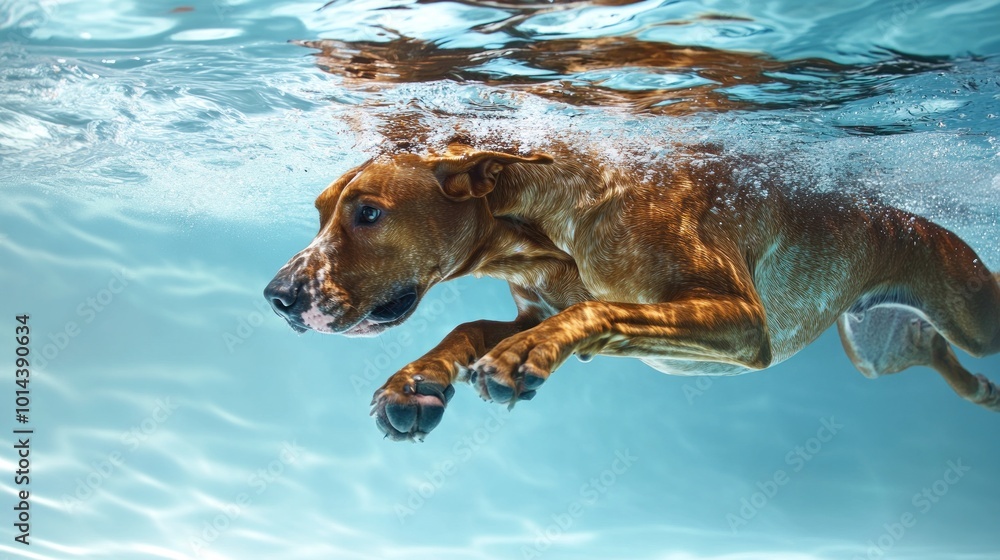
(266, 142, 1000, 440)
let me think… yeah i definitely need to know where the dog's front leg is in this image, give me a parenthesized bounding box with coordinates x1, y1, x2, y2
(371, 319, 536, 441)
(471, 297, 773, 405)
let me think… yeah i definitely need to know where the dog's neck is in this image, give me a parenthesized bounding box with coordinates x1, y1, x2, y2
(488, 159, 601, 249)
(450, 160, 602, 286)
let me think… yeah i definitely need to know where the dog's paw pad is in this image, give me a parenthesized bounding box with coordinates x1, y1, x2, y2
(385, 402, 418, 433)
(485, 376, 515, 403)
(371, 377, 453, 441)
(522, 371, 547, 390)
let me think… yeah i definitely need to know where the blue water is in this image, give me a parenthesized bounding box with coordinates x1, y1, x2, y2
(2, 1, 1000, 559)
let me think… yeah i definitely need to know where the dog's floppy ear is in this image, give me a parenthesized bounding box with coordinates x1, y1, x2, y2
(430, 148, 553, 201)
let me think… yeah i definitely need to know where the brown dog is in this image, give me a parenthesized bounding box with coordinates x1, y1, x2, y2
(264, 142, 1000, 441)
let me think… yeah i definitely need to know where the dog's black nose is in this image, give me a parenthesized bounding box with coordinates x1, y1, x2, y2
(264, 277, 299, 319)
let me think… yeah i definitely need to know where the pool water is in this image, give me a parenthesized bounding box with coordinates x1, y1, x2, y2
(2, 1, 1000, 559)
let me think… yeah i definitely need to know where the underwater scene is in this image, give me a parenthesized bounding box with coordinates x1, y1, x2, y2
(1, 0, 1000, 558)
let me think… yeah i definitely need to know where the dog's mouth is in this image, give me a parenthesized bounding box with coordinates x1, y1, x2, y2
(268, 281, 421, 336)
(342, 288, 419, 336)
(368, 290, 418, 323)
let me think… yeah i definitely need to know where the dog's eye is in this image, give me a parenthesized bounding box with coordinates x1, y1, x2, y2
(357, 206, 381, 225)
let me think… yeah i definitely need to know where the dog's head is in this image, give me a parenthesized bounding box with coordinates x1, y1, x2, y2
(264, 146, 552, 336)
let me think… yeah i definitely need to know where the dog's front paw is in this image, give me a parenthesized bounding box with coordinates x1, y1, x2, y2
(371, 371, 455, 442)
(470, 330, 566, 408)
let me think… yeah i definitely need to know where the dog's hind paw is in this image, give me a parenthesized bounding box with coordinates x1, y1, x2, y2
(971, 374, 1000, 412)
(371, 373, 455, 442)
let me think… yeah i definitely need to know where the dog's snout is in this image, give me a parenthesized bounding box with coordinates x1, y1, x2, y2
(264, 277, 300, 318)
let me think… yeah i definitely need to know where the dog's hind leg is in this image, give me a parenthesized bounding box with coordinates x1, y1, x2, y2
(838, 305, 1000, 411)
(837, 210, 1000, 410)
